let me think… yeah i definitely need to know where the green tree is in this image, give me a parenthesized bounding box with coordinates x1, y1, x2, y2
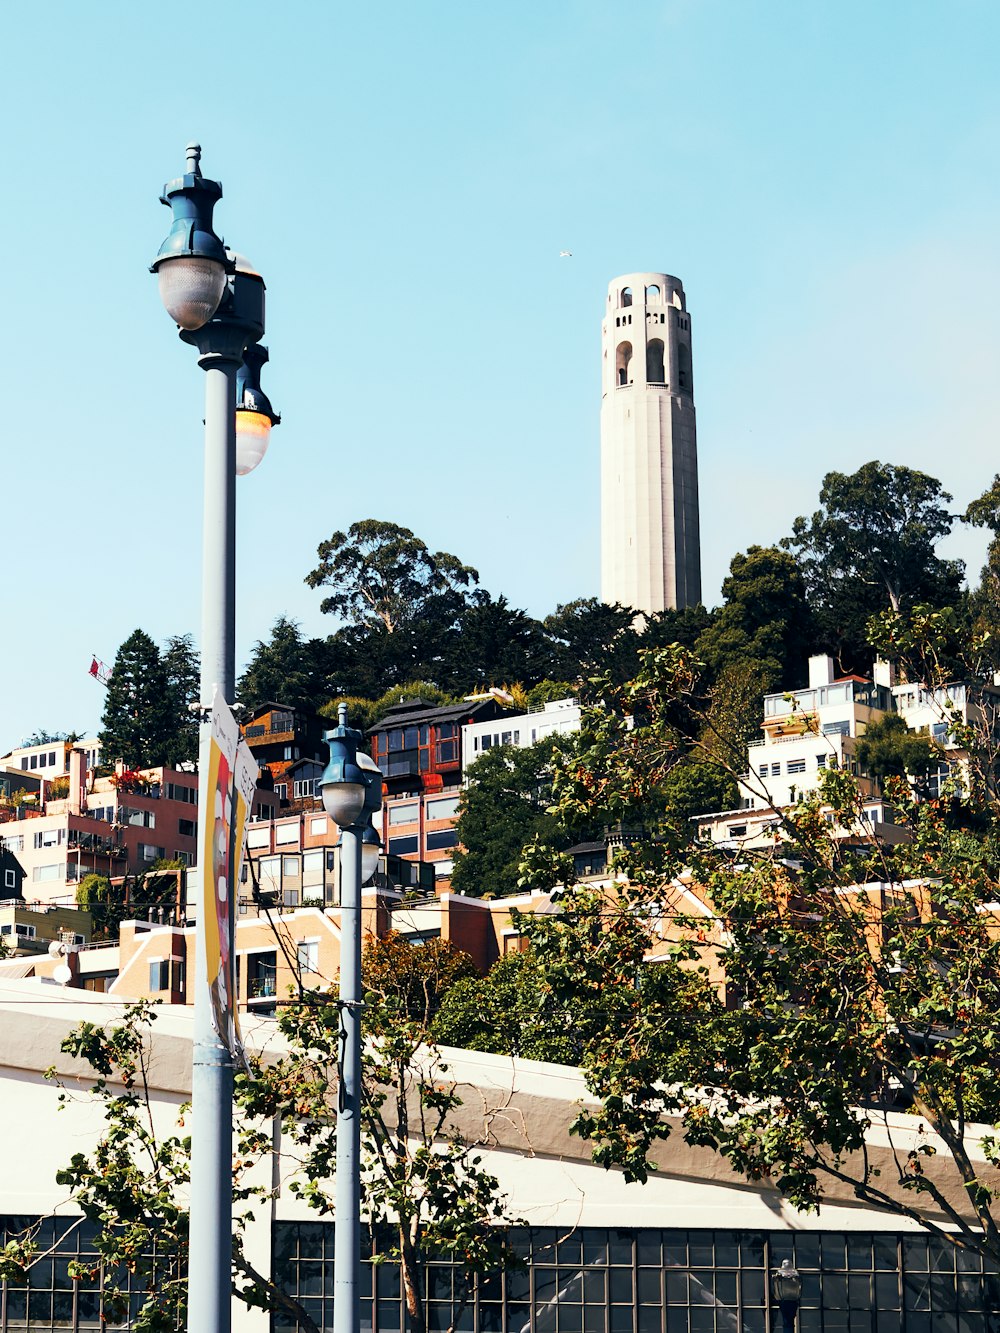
(432, 949, 582, 1064)
(542, 598, 642, 685)
(98, 630, 175, 769)
(660, 758, 738, 825)
(695, 545, 813, 688)
(323, 680, 458, 735)
(515, 644, 1000, 1266)
(782, 461, 963, 672)
(451, 737, 581, 898)
(442, 592, 553, 693)
(855, 712, 941, 793)
(236, 615, 340, 715)
(162, 633, 199, 767)
(305, 519, 478, 634)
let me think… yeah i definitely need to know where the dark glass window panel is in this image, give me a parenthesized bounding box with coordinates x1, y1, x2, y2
(741, 1312, 767, 1333)
(559, 1304, 585, 1331)
(875, 1271, 901, 1308)
(714, 1237, 739, 1268)
(957, 1248, 983, 1274)
(377, 1266, 401, 1300)
(741, 1269, 766, 1306)
(583, 1271, 608, 1303)
(426, 829, 458, 850)
(377, 1303, 402, 1333)
(689, 1233, 713, 1267)
(822, 1235, 848, 1271)
(387, 730, 404, 752)
(557, 1270, 585, 1301)
(426, 1305, 451, 1332)
(904, 1238, 930, 1271)
(847, 1237, 873, 1269)
(930, 1240, 958, 1272)
(873, 1314, 901, 1333)
(583, 1235, 609, 1266)
(297, 1260, 325, 1296)
(427, 1266, 452, 1300)
(663, 1239, 687, 1268)
(4, 1289, 27, 1321)
(823, 1274, 848, 1309)
(479, 1274, 504, 1303)
(714, 1270, 738, 1306)
(559, 1236, 584, 1266)
(848, 1273, 872, 1308)
(666, 1271, 688, 1304)
(508, 1304, 531, 1332)
(275, 1321, 300, 1333)
(507, 1268, 531, 1301)
(610, 1234, 633, 1266)
(77, 1288, 102, 1323)
(930, 1272, 958, 1307)
(533, 1229, 559, 1263)
(690, 1307, 715, 1333)
(582, 1305, 606, 1333)
(929, 1315, 959, 1333)
(903, 1271, 932, 1311)
(637, 1269, 661, 1304)
(28, 1258, 53, 1288)
(53, 1289, 75, 1324)
(535, 1269, 560, 1305)
(27, 1292, 54, 1323)
(419, 727, 429, 745)
(609, 1268, 634, 1303)
(403, 728, 419, 748)
(298, 1225, 324, 1259)
(905, 1315, 932, 1333)
(479, 1306, 505, 1333)
(419, 750, 430, 772)
(636, 1307, 662, 1333)
(770, 1239, 794, 1268)
(741, 1234, 766, 1268)
(53, 1256, 75, 1289)
(637, 1236, 661, 1267)
(610, 1306, 633, 1333)
(821, 1313, 849, 1333)
(875, 1237, 899, 1271)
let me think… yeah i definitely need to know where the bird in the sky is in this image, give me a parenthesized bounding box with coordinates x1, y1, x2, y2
(559, 250, 573, 258)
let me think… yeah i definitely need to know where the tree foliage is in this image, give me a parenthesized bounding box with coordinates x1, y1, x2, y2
(236, 615, 341, 716)
(855, 712, 941, 792)
(513, 643, 1000, 1266)
(161, 634, 199, 767)
(782, 461, 963, 671)
(451, 737, 582, 899)
(98, 631, 176, 770)
(305, 520, 479, 634)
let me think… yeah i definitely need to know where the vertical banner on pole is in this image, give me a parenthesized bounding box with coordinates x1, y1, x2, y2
(201, 688, 240, 1054)
(230, 738, 259, 1056)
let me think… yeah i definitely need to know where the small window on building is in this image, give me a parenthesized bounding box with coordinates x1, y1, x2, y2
(388, 835, 419, 856)
(149, 960, 170, 991)
(727, 824, 747, 838)
(758, 764, 768, 777)
(822, 721, 850, 738)
(620, 286, 633, 308)
(645, 284, 660, 301)
(770, 763, 780, 777)
(426, 829, 459, 852)
(787, 759, 806, 775)
(297, 940, 319, 974)
(3, 869, 14, 889)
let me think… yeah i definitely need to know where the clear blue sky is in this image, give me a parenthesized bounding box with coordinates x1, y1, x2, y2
(3, 0, 999, 746)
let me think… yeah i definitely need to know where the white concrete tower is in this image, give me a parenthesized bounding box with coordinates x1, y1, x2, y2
(600, 273, 702, 613)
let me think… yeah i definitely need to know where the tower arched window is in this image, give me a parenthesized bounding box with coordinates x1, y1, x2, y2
(620, 287, 633, 308)
(645, 284, 660, 301)
(678, 342, 692, 392)
(616, 341, 633, 386)
(646, 338, 665, 384)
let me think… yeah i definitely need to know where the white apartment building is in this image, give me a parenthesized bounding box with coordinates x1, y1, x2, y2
(1, 736, 101, 780)
(462, 697, 581, 771)
(740, 655, 893, 812)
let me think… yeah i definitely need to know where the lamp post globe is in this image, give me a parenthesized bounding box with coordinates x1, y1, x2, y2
(235, 342, 281, 475)
(151, 143, 230, 330)
(320, 706, 368, 829)
(360, 818, 381, 884)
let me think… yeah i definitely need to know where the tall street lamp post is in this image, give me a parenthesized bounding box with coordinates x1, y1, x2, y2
(321, 705, 384, 1333)
(152, 143, 277, 1333)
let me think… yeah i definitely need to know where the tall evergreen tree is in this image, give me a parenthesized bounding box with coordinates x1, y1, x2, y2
(98, 630, 175, 769)
(162, 634, 199, 767)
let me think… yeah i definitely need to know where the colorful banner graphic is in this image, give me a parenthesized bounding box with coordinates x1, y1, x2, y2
(230, 737, 260, 1054)
(200, 689, 241, 1056)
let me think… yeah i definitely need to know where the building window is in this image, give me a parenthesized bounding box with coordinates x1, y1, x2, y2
(389, 802, 419, 826)
(787, 759, 806, 775)
(388, 835, 419, 855)
(149, 960, 169, 991)
(770, 763, 780, 777)
(3, 869, 14, 889)
(426, 829, 459, 852)
(309, 817, 327, 836)
(283, 856, 300, 876)
(274, 784, 287, 801)
(32, 864, 61, 882)
(138, 843, 165, 862)
(816, 754, 828, 769)
(646, 337, 665, 383)
(758, 765, 768, 777)
(275, 823, 299, 846)
(297, 940, 319, 974)
(426, 795, 460, 821)
(727, 825, 747, 838)
(822, 721, 850, 737)
(179, 819, 196, 837)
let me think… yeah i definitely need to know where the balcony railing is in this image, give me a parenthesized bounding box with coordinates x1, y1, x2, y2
(248, 975, 277, 999)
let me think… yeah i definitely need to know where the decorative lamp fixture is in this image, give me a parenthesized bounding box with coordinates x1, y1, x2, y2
(772, 1259, 802, 1330)
(360, 816, 382, 884)
(320, 705, 367, 828)
(235, 343, 281, 475)
(152, 144, 232, 330)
